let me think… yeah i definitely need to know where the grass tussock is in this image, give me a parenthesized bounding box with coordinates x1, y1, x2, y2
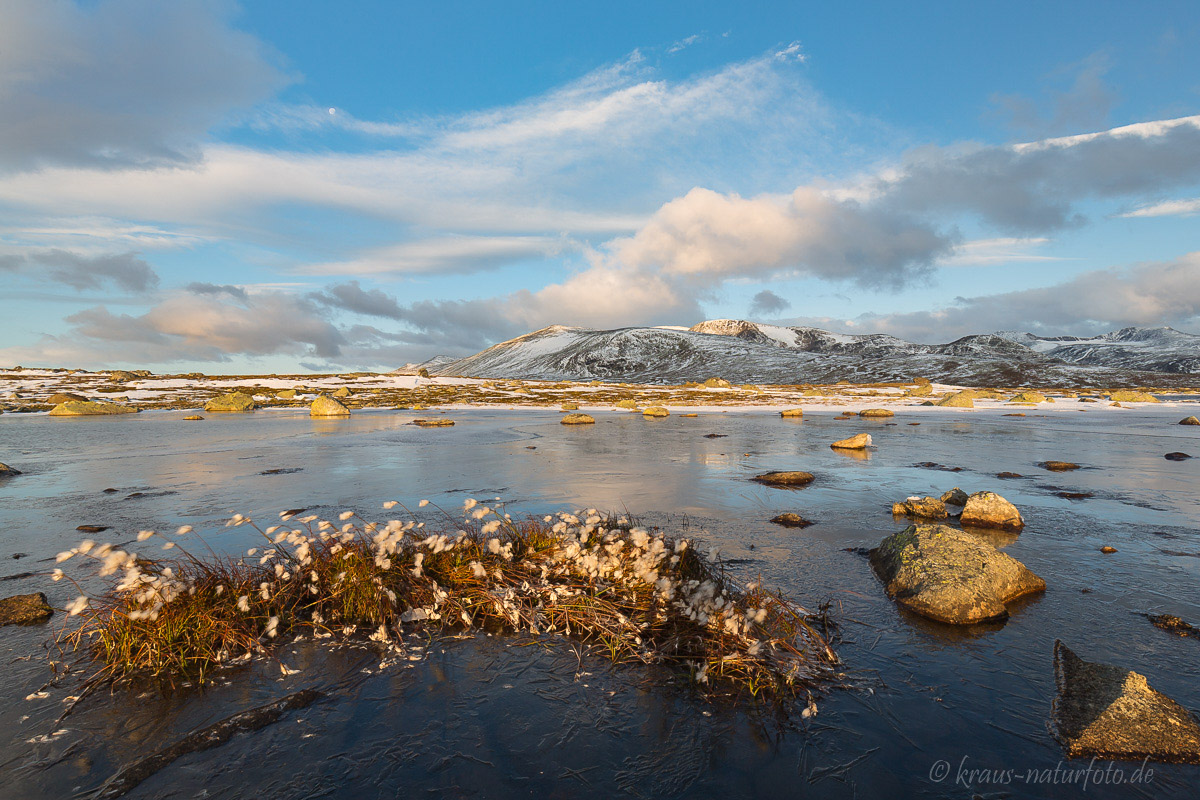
(54, 503, 837, 696)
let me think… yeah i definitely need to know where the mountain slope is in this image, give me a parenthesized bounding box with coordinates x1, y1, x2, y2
(422, 320, 1199, 386)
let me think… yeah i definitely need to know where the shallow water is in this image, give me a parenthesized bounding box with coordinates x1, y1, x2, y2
(1, 406, 1199, 798)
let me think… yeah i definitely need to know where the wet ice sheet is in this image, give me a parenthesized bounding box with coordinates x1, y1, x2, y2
(1, 407, 1199, 798)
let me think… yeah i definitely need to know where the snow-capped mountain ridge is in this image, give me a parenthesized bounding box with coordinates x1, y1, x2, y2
(416, 320, 1199, 385)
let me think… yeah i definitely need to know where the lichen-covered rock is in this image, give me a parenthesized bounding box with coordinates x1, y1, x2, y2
(413, 418, 454, 427)
(960, 491, 1024, 530)
(753, 471, 815, 488)
(277, 389, 297, 399)
(1180, 416, 1200, 426)
(310, 394, 351, 417)
(906, 383, 933, 397)
(870, 524, 1045, 624)
(1108, 390, 1159, 403)
(779, 408, 804, 417)
(940, 487, 969, 506)
(615, 399, 639, 410)
(642, 406, 669, 417)
(332, 387, 353, 398)
(1051, 642, 1200, 763)
(0, 592, 53, 626)
(204, 392, 256, 413)
(703, 377, 732, 389)
(936, 392, 975, 408)
(0, 461, 21, 477)
(560, 401, 579, 411)
(49, 400, 138, 416)
(560, 413, 595, 425)
(830, 433, 872, 450)
(859, 408, 894, 418)
(182, 415, 204, 421)
(891, 496, 948, 520)
(109, 370, 137, 382)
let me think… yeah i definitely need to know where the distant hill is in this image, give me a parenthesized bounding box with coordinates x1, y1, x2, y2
(406, 320, 1200, 386)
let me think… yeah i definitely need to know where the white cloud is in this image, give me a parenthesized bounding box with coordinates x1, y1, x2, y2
(937, 237, 1067, 266)
(300, 235, 577, 276)
(1119, 197, 1200, 218)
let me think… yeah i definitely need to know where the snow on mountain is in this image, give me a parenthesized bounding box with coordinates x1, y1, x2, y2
(423, 321, 1199, 386)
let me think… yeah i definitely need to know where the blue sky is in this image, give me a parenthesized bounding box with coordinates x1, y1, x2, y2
(1, 0, 1199, 372)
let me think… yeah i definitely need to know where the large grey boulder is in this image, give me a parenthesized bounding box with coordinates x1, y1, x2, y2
(1052, 642, 1200, 763)
(0, 593, 53, 625)
(48, 400, 137, 416)
(870, 524, 1045, 624)
(960, 491, 1024, 530)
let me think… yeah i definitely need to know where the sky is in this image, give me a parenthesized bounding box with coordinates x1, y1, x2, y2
(1, 0, 1199, 373)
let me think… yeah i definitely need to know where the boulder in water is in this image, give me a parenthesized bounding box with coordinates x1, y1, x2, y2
(0, 592, 53, 626)
(770, 512, 814, 528)
(753, 471, 815, 488)
(859, 408, 894, 418)
(1040, 461, 1081, 471)
(960, 491, 1024, 530)
(891, 496, 948, 520)
(560, 413, 595, 425)
(830, 433, 872, 450)
(940, 487, 968, 506)
(779, 408, 804, 417)
(1051, 641, 1200, 762)
(1179, 416, 1200, 426)
(870, 524, 1045, 624)
(642, 406, 670, 417)
(310, 394, 351, 417)
(0, 462, 20, 477)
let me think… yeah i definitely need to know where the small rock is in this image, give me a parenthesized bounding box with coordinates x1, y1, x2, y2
(1056, 491, 1094, 500)
(1180, 416, 1200, 426)
(332, 387, 353, 398)
(703, 377, 732, 389)
(869, 524, 1045, 624)
(560, 413, 596, 425)
(182, 415, 204, 421)
(1100, 546, 1117, 554)
(203, 393, 256, 413)
(940, 487, 969, 506)
(560, 402, 579, 411)
(47, 392, 87, 404)
(413, 418, 454, 427)
(0, 593, 53, 626)
(277, 389, 297, 399)
(779, 408, 804, 418)
(703, 433, 726, 439)
(892, 496, 948, 520)
(960, 491, 1024, 530)
(642, 406, 669, 417)
(310, 394, 351, 417)
(859, 408, 894, 418)
(1008, 391, 1046, 403)
(753, 471, 815, 488)
(1040, 460, 1082, 471)
(680, 413, 698, 417)
(0, 462, 21, 477)
(1164, 452, 1192, 461)
(830, 433, 872, 450)
(615, 399, 639, 410)
(997, 471, 1023, 479)
(49, 400, 138, 416)
(1051, 641, 1200, 762)
(1148, 614, 1199, 637)
(770, 513, 814, 528)
(76, 525, 109, 533)
(1108, 390, 1160, 403)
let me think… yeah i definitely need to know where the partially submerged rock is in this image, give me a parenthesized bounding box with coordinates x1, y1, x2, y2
(1165, 452, 1192, 461)
(770, 512, 814, 528)
(830, 433, 872, 450)
(182, 415, 204, 421)
(960, 491, 1024, 530)
(859, 408, 894, 418)
(560, 413, 595, 425)
(413, 418, 454, 427)
(49, 400, 138, 416)
(1180, 416, 1200, 426)
(753, 471, 815, 488)
(779, 408, 804, 417)
(642, 406, 670, 417)
(1051, 642, 1200, 763)
(870, 524, 1045, 624)
(203, 393, 255, 413)
(936, 391, 975, 408)
(892, 496, 948, 520)
(0, 592, 53, 626)
(310, 394, 351, 417)
(1040, 460, 1081, 471)
(940, 487, 968, 506)
(1108, 390, 1159, 403)
(0, 462, 20, 477)
(1148, 614, 1199, 637)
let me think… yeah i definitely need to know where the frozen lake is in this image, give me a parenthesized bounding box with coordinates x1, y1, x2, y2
(2, 406, 1198, 798)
